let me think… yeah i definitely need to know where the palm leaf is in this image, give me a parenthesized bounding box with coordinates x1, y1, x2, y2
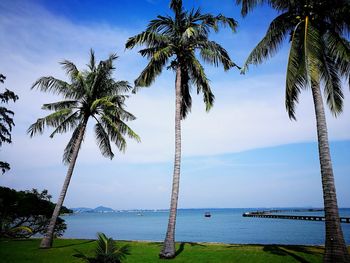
(94, 122, 114, 159)
(198, 40, 238, 70)
(63, 123, 84, 164)
(242, 12, 294, 72)
(60, 60, 79, 81)
(134, 52, 170, 89)
(320, 52, 343, 116)
(236, 0, 265, 16)
(31, 77, 73, 98)
(27, 109, 73, 137)
(285, 25, 308, 120)
(126, 31, 169, 49)
(187, 55, 214, 112)
(88, 49, 96, 71)
(48, 111, 80, 138)
(41, 100, 78, 111)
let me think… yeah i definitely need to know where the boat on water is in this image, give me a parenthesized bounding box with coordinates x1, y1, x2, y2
(204, 212, 211, 218)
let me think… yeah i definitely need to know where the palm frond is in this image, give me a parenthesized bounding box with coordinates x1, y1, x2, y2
(60, 60, 79, 82)
(285, 26, 308, 120)
(41, 100, 78, 111)
(215, 14, 238, 32)
(102, 113, 140, 144)
(27, 109, 73, 137)
(320, 52, 343, 116)
(90, 97, 116, 113)
(88, 49, 96, 71)
(236, 0, 265, 17)
(180, 68, 192, 119)
(94, 122, 114, 159)
(63, 123, 84, 164)
(31, 77, 72, 98)
(325, 30, 350, 83)
(187, 56, 214, 112)
(198, 40, 238, 70)
(170, 0, 183, 18)
(242, 12, 293, 72)
(48, 111, 80, 138)
(147, 16, 174, 33)
(126, 31, 169, 49)
(112, 81, 132, 93)
(134, 48, 171, 89)
(101, 115, 127, 152)
(111, 107, 137, 122)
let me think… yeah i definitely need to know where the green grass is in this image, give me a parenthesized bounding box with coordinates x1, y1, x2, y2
(0, 238, 344, 262)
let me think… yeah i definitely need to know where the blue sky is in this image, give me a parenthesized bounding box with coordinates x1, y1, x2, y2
(0, 0, 349, 209)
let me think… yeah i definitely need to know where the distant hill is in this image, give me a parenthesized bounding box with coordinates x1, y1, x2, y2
(71, 207, 94, 213)
(71, 206, 115, 213)
(93, 206, 115, 213)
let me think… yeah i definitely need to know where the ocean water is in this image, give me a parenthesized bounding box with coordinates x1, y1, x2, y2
(62, 208, 350, 245)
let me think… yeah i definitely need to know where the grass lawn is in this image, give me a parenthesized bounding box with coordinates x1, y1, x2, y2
(0, 238, 344, 262)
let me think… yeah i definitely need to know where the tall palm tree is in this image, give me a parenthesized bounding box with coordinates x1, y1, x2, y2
(236, 0, 350, 262)
(28, 50, 140, 249)
(126, 0, 238, 258)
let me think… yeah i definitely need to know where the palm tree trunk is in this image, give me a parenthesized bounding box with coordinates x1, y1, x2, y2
(311, 82, 350, 263)
(40, 120, 88, 249)
(159, 67, 182, 259)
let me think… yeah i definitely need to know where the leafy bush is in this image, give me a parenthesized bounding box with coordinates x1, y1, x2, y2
(0, 187, 72, 238)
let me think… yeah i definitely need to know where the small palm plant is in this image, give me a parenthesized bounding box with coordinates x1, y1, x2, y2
(74, 233, 130, 263)
(28, 50, 140, 248)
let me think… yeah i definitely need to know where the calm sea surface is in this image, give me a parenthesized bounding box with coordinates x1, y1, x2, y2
(62, 208, 350, 245)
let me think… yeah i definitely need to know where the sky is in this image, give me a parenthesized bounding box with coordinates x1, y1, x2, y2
(0, 0, 349, 209)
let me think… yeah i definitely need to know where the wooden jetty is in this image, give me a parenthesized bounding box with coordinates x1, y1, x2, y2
(242, 209, 350, 223)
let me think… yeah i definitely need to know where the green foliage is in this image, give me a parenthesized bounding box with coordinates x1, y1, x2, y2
(240, 0, 350, 120)
(0, 187, 72, 238)
(126, 0, 239, 119)
(74, 233, 131, 263)
(28, 50, 140, 164)
(0, 74, 19, 174)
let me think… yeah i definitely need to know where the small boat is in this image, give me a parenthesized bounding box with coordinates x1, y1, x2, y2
(204, 212, 211, 218)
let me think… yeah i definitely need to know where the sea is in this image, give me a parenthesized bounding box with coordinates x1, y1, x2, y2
(61, 208, 350, 245)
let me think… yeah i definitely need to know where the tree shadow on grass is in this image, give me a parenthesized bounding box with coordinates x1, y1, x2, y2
(175, 242, 207, 257)
(263, 245, 321, 263)
(52, 239, 95, 249)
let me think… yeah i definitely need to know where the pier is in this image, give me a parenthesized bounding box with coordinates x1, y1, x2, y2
(242, 209, 350, 223)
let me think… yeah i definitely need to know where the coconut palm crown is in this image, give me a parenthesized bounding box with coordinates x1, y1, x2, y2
(126, 0, 238, 259)
(28, 50, 140, 248)
(237, 0, 350, 262)
(126, 0, 239, 119)
(240, 0, 350, 120)
(28, 50, 139, 162)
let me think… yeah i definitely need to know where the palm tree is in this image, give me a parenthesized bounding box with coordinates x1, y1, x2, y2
(126, 0, 238, 258)
(28, 50, 140, 249)
(236, 0, 350, 262)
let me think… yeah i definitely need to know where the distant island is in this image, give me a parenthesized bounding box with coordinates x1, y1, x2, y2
(70, 206, 170, 213)
(71, 206, 115, 213)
